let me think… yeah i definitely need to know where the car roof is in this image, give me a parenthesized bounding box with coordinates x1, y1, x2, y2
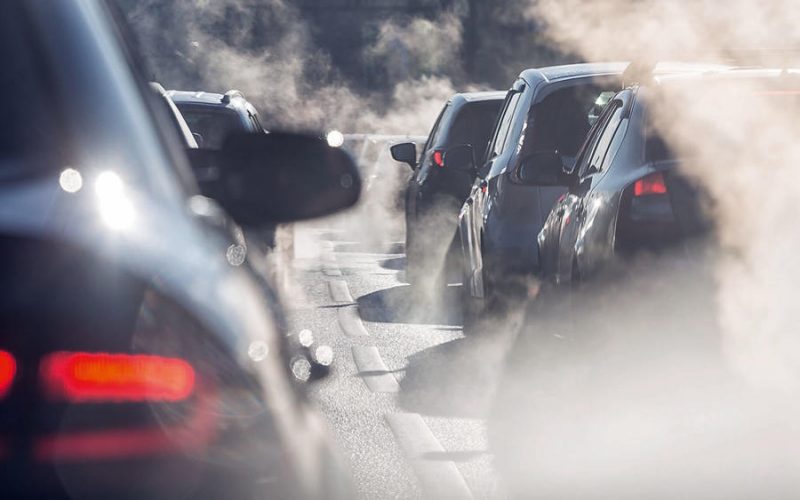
(520, 62, 628, 85)
(653, 67, 795, 86)
(457, 91, 507, 102)
(166, 90, 252, 113)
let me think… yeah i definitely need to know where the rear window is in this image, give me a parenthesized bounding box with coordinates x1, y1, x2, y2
(447, 100, 504, 155)
(0, 4, 63, 171)
(177, 106, 246, 150)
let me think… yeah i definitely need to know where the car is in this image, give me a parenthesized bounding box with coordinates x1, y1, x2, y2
(0, 1, 359, 499)
(167, 89, 267, 149)
(456, 63, 625, 311)
(535, 67, 793, 290)
(167, 89, 282, 249)
(491, 66, 800, 498)
(150, 82, 200, 149)
(391, 91, 505, 288)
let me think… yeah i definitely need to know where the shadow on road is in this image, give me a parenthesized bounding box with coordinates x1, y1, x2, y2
(333, 241, 405, 255)
(357, 284, 463, 325)
(396, 324, 520, 419)
(379, 256, 406, 271)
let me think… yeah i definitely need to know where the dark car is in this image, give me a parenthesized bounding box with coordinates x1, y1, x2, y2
(0, 1, 359, 499)
(168, 90, 283, 248)
(390, 91, 505, 287)
(491, 67, 800, 498)
(150, 82, 199, 149)
(457, 64, 625, 309)
(535, 68, 793, 289)
(167, 89, 266, 149)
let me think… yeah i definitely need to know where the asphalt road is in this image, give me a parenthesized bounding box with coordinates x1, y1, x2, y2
(285, 221, 519, 500)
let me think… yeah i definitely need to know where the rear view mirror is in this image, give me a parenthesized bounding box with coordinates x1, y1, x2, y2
(391, 142, 417, 170)
(517, 151, 573, 186)
(443, 144, 476, 174)
(190, 132, 361, 225)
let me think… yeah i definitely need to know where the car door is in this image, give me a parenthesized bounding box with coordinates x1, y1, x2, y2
(554, 96, 627, 285)
(462, 86, 523, 294)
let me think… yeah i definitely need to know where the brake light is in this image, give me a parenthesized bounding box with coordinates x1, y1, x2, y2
(41, 352, 195, 402)
(634, 172, 668, 197)
(433, 150, 445, 168)
(0, 351, 16, 398)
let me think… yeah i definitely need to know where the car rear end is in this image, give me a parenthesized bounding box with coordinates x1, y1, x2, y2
(0, 236, 292, 500)
(615, 159, 711, 255)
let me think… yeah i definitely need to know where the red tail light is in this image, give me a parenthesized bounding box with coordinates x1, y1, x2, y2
(0, 351, 16, 398)
(634, 172, 668, 197)
(432, 150, 445, 168)
(41, 352, 195, 403)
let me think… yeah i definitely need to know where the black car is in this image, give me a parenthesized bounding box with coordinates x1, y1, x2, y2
(0, 1, 358, 498)
(535, 68, 793, 289)
(150, 82, 200, 149)
(168, 90, 282, 248)
(391, 91, 505, 287)
(457, 64, 625, 308)
(167, 89, 267, 149)
(491, 67, 800, 498)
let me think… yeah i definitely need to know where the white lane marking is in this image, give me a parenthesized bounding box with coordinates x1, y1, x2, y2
(328, 279, 355, 303)
(323, 264, 343, 277)
(351, 346, 400, 393)
(337, 306, 369, 337)
(385, 413, 474, 500)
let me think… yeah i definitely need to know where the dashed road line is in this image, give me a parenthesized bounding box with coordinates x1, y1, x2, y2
(323, 265, 343, 277)
(328, 279, 354, 303)
(337, 306, 370, 337)
(385, 413, 474, 500)
(351, 346, 400, 393)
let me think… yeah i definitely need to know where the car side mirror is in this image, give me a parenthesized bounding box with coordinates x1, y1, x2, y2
(192, 133, 204, 148)
(390, 142, 417, 170)
(443, 144, 476, 174)
(189, 132, 361, 225)
(517, 151, 574, 186)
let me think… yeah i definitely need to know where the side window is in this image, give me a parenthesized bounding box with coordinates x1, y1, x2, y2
(575, 100, 617, 177)
(490, 91, 522, 159)
(588, 101, 624, 173)
(423, 104, 448, 157)
(598, 116, 628, 171)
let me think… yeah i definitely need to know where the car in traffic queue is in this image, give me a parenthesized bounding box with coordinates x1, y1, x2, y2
(168, 89, 282, 249)
(533, 67, 798, 290)
(456, 64, 625, 313)
(0, 1, 359, 498)
(391, 91, 505, 288)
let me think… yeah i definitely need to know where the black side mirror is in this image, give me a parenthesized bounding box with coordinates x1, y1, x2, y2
(517, 151, 574, 186)
(391, 142, 417, 170)
(189, 132, 361, 225)
(192, 133, 204, 148)
(443, 144, 476, 174)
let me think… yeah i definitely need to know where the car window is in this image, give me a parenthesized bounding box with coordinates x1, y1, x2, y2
(587, 101, 624, 173)
(490, 91, 522, 159)
(0, 4, 63, 172)
(574, 99, 618, 178)
(598, 114, 628, 172)
(520, 85, 610, 163)
(447, 100, 504, 154)
(179, 106, 246, 150)
(423, 104, 449, 157)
